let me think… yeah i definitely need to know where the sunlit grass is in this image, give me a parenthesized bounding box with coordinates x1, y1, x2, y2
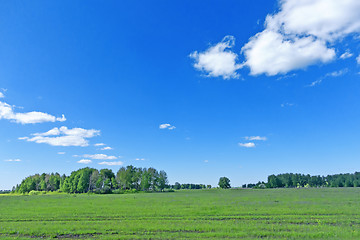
(0, 188, 359, 239)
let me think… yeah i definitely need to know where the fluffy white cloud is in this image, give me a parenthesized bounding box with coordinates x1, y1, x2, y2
(242, 31, 335, 76)
(340, 51, 353, 59)
(190, 36, 242, 79)
(82, 154, 117, 160)
(19, 126, 100, 147)
(159, 123, 176, 130)
(101, 146, 113, 150)
(77, 159, 92, 164)
(98, 161, 123, 166)
(244, 136, 267, 141)
(0, 101, 66, 124)
(238, 142, 255, 148)
(4, 159, 21, 162)
(242, 0, 360, 75)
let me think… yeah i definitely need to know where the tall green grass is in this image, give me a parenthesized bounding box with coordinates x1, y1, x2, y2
(0, 188, 359, 239)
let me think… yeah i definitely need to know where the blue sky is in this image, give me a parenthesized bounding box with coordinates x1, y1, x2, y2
(1, 0, 360, 190)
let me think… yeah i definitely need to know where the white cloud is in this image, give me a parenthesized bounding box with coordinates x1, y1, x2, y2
(244, 136, 267, 141)
(57, 152, 66, 155)
(325, 69, 348, 77)
(242, 30, 335, 76)
(159, 123, 176, 130)
(94, 143, 105, 146)
(0, 92, 4, 98)
(98, 161, 123, 166)
(242, 0, 360, 76)
(77, 159, 92, 164)
(308, 68, 348, 87)
(101, 146, 113, 150)
(238, 142, 255, 148)
(340, 51, 353, 59)
(135, 158, 146, 161)
(4, 159, 21, 162)
(190, 36, 242, 79)
(204, 160, 209, 163)
(0, 101, 66, 124)
(281, 102, 295, 107)
(82, 154, 117, 160)
(19, 126, 100, 147)
(357, 55, 360, 64)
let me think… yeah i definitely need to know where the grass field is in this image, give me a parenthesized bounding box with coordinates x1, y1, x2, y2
(0, 188, 360, 239)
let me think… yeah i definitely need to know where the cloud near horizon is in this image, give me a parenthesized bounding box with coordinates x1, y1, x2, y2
(19, 126, 100, 147)
(81, 154, 117, 160)
(77, 159, 92, 164)
(98, 161, 123, 166)
(4, 159, 21, 162)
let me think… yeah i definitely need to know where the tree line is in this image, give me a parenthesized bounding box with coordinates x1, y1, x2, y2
(243, 172, 360, 188)
(13, 166, 169, 194)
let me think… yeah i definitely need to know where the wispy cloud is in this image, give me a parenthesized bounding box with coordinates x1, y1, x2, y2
(0, 92, 4, 98)
(19, 126, 100, 147)
(357, 55, 360, 65)
(0, 101, 66, 124)
(281, 102, 295, 108)
(308, 68, 348, 87)
(238, 142, 255, 148)
(4, 159, 21, 162)
(101, 146, 113, 150)
(57, 152, 66, 155)
(244, 136, 267, 141)
(340, 50, 353, 59)
(135, 158, 146, 161)
(94, 143, 105, 146)
(81, 154, 117, 160)
(98, 161, 123, 166)
(77, 159, 92, 164)
(159, 123, 176, 130)
(190, 36, 242, 79)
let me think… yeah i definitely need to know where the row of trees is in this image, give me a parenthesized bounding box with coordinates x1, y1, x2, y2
(14, 166, 169, 194)
(13, 173, 64, 193)
(172, 182, 211, 190)
(242, 172, 360, 188)
(266, 172, 360, 188)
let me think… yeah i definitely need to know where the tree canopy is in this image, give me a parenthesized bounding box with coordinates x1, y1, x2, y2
(218, 177, 231, 189)
(14, 166, 169, 194)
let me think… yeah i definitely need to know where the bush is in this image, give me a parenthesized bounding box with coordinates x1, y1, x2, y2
(29, 190, 46, 195)
(112, 189, 124, 194)
(100, 186, 112, 194)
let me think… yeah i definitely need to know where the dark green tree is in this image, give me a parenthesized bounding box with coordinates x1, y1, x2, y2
(218, 177, 231, 189)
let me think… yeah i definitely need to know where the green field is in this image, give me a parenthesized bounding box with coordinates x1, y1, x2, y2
(0, 188, 360, 239)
